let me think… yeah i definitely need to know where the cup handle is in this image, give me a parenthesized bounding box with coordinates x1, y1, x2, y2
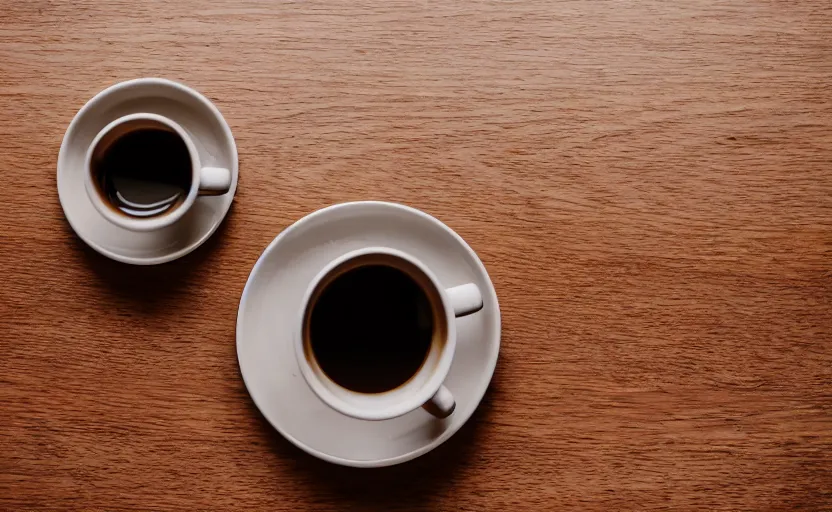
(197, 166, 232, 196)
(446, 283, 484, 317)
(421, 283, 484, 418)
(422, 385, 456, 418)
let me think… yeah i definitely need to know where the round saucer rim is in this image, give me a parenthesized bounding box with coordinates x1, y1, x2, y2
(236, 201, 501, 468)
(57, 77, 239, 265)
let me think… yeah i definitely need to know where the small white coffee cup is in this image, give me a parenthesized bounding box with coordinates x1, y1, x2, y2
(84, 112, 232, 232)
(295, 246, 483, 421)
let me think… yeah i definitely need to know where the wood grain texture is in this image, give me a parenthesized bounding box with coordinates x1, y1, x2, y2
(1, 0, 831, 510)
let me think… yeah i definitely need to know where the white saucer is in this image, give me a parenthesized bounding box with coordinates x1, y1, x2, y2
(57, 78, 238, 265)
(236, 202, 501, 467)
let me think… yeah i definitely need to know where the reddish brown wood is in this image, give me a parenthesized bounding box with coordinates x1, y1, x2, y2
(1, 0, 830, 510)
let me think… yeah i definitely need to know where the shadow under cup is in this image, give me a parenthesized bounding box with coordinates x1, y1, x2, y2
(302, 252, 450, 399)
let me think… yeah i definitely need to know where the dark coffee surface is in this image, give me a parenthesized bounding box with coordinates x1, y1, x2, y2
(94, 128, 191, 217)
(309, 265, 434, 393)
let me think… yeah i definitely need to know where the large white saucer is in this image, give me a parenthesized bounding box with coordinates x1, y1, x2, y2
(57, 78, 238, 265)
(236, 202, 501, 467)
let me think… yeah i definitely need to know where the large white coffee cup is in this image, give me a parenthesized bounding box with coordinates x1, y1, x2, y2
(84, 112, 231, 232)
(295, 246, 483, 421)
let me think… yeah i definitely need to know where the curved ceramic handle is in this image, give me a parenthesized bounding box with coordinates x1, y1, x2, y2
(422, 385, 456, 418)
(446, 283, 484, 317)
(421, 283, 484, 418)
(198, 166, 232, 196)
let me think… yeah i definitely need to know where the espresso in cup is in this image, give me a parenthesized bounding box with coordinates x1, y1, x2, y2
(305, 254, 448, 394)
(297, 247, 483, 420)
(308, 263, 438, 393)
(84, 113, 231, 232)
(90, 121, 191, 218)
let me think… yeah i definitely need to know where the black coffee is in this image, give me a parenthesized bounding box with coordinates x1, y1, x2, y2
(93, 128, 191, 217)
(309, 264, 434, 394)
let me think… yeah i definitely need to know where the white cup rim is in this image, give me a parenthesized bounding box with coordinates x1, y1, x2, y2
(294, 246, 457, 421)
(84, 112, 201, 232)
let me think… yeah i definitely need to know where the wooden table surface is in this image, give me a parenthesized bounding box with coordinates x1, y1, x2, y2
(2, 1, 831, 510)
